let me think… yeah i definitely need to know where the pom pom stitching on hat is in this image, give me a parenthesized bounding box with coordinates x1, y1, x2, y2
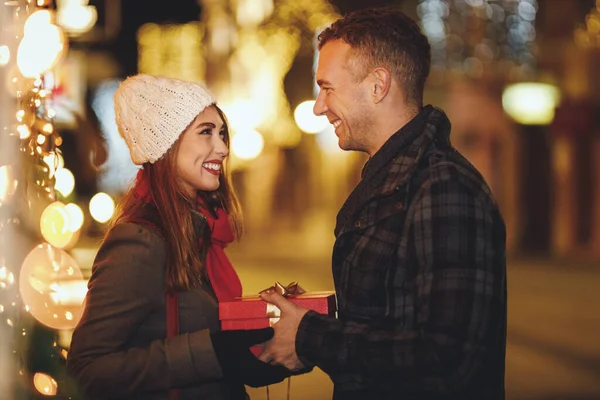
(114, 74, 216, 165)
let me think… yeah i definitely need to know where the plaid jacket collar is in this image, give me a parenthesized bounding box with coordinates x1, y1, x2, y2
(335, 105, 452, 236)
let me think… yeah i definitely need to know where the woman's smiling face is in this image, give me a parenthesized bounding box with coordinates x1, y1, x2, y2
(176, 106, 229, 196)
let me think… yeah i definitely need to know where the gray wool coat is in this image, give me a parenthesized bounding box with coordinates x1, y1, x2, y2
(67, 210, 245, 399)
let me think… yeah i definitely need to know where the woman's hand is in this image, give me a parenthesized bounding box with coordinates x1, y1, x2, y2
(210, 328, 291, 387)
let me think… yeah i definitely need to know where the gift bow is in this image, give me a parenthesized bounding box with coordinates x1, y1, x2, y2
(259, 281, 306, 297)
(259, 281, 306, 323)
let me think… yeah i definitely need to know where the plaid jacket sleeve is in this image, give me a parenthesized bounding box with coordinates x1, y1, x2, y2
(296, 164, 505, 393)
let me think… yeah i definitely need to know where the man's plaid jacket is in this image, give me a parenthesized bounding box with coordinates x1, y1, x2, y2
(296, 105, 507, 400)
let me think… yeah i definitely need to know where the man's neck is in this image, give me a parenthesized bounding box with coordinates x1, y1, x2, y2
(367, 105, 422, 157)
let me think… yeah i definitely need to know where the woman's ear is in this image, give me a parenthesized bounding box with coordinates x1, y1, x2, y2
(372, 67, 392, 103)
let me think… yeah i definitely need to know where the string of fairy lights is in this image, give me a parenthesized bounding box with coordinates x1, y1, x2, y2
(0, 0, 100, 397)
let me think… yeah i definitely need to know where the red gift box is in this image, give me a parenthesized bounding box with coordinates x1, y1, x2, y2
(219, 291, 337, 329)
(219, 290, 337, 356)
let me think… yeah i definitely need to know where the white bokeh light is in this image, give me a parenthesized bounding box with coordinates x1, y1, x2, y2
(64, 203, 84, 232)
(89, 192, 115, 223)
(19, 243, 84, 330)
(40, 201, 74, 249)
(231, 128, 265, 160)
(502, 82, 560, 125)
(54, 167, 75, 198)
(17, 11, 65, 78)
(294, 100, 329, 134)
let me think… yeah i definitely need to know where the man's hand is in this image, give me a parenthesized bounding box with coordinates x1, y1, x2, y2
(258, 291, 310, 371)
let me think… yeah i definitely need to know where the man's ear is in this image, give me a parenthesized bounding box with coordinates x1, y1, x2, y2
(371, 67, 392, 103)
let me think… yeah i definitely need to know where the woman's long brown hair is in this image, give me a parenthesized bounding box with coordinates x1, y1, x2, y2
(112, 105, 242, 293)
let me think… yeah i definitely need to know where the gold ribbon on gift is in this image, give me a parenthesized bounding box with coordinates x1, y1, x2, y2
(259, 281, 306, 297)
(260, 281, 306, 326)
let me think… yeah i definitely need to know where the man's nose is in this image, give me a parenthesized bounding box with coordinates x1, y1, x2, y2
(313, 91, 327, 116)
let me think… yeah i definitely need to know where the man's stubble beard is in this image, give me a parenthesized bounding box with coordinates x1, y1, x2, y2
(344, 101, 376, 155)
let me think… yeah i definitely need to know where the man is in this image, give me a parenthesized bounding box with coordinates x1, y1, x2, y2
(259, 7, 507, 400)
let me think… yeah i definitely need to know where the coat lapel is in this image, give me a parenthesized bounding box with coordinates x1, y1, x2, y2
(335, 106, 452, 237)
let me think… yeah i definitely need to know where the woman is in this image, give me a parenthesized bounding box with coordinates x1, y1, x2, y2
(67, 75, 288, 399)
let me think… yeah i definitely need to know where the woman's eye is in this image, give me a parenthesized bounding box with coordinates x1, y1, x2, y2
(200, 128, 212, 135)
(219, 131, 226, 140)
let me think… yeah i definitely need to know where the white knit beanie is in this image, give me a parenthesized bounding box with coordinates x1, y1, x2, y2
(114, 74, 216, 165)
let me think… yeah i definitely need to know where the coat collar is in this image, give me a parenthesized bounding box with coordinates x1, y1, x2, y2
(335, 105, 452, 235)
(138, 203, 207, 240)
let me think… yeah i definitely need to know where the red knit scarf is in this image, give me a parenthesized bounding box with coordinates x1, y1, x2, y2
(196, 197, 242, 301)
(133, 169, 242, 301)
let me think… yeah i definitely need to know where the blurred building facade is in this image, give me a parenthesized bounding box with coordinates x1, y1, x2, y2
(68, 0, 600, 261)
